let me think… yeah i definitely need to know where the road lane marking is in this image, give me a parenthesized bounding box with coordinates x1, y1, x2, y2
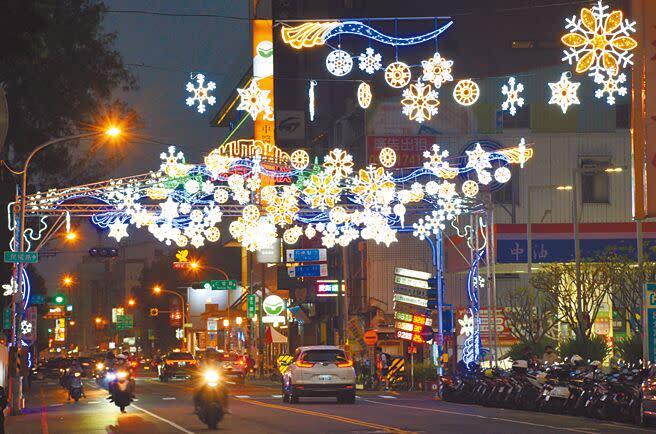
(162, 397, 176, 400)
(132, 404, 195, 434)
(379, 395, 396, 399)
(87, 401, 100, 404)
(236, 397, 416, 434)
(235, 395, 251, 398)
(363, 399, 599, 433)
(271, 394, 282, 398)
(49, 403, 64, 407)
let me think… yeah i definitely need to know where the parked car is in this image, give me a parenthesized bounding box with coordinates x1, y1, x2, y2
(282, 345, 356, 404)
(158, 351, 196, 381)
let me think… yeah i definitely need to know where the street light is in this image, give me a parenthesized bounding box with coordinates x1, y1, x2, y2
(526, 184, 572, 333)
(127, 298, 136, 307)
(95, 317, 102, 325)
(64, 231, 78, 241)
(61, 275, 74, 287)
(152, 285, 187, 350)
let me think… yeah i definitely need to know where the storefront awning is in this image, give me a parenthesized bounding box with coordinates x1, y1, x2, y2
(265, 326, 288, 344)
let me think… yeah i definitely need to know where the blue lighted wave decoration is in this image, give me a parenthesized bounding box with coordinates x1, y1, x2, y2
(324, 21, 454, 46)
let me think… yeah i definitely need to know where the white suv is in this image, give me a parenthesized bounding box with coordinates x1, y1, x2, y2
(282, 345, 356, 404)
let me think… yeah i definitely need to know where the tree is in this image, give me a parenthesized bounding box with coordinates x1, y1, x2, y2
(0, 0, 137, 188)
(500, 286, 561, 344)
(531, 261, 613, 340)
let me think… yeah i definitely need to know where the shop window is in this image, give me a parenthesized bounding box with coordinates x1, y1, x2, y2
(503, 104, 530, 129)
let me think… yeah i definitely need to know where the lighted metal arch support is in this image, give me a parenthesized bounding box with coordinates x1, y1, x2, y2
(424, 231, 445, 376)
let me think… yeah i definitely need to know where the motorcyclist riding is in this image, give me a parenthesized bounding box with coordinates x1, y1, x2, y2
(67, 360, 86, 401)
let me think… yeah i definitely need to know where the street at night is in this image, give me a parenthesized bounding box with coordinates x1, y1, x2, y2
(2, 0, 656, 432)
(7, 372, 654, 434)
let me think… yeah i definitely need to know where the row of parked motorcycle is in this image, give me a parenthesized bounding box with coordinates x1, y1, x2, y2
(441, 356, 649, 426)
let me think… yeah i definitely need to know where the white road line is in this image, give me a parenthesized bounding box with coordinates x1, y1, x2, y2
(132, 404, 195, 434)
(271, 394, 283, 398)
(235, 395, 251, 398)
(378, 395, 396, 399)
(362, 399, 599, 434)
(87, 401, 100, 404)
(162, 397, 176, 400)
(49, 403, 64, 407)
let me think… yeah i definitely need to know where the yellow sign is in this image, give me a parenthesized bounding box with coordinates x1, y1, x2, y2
(253, 20, 275, 145)
(54, 318, 66, 342)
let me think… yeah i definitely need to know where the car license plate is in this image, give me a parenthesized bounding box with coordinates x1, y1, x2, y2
(179, 362, 186, 367)
(318, 375, 332, 381)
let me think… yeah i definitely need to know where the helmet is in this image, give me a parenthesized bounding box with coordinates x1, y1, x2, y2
(512, 360, 528, 369)
(570, 355, 583, 365)
(116, 354, 128, 360)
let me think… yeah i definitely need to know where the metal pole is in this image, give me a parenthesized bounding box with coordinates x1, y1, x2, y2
(572, 169, 582, 336)
(485, 205, 493, 365)
(490, 206, 499, 364)
(638, 220, 648, 367)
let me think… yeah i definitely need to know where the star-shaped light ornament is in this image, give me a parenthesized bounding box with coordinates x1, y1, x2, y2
(108, 220, 129, 242)
(458, 314, 474, 337)
(401, 80, 440, 124)
(185, 74, 216, 114)
(465, 143, 493, 185)
(501, 77, 524, 116)
(237, 79, 273, 120)
(548, 72, 581, 113)
(561, 1, 637, 79)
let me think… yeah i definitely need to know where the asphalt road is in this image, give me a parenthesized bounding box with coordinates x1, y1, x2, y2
(6, 374, 654, 434)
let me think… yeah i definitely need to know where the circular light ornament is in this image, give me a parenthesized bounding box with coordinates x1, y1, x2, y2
(461, 180, 479, 197)
(229, 220, 245, 238)
(385, 62, 411, 88)
(326, 49, 353, 76)
(329, 206, 349, 224)
(453, 79, 480, 106)
(290, 149, 310, 170)
(242, 205, 260, 222)
(494, 166, 512, 183)
(176, 234, 189, 247)
(260, 185, 277, 202)
(213, 188, 229, 204)
(205, 227, 221, 242)
(184, 179, 200, 194)
(305, 225, 316, 239)
(190, 209, 204, 222)
(283, 226, 302, 245)
(425, 181, 439, 195)
(378, 147, 397, 168)
(357, 82, 372, 109)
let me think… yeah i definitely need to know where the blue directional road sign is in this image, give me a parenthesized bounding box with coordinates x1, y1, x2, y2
(285, 249, 327, 262)
(287, 264, 328, 278)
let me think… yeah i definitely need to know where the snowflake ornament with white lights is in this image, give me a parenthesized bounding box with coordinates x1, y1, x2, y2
(501, 77, 524, 117)
(185, 74, 216, 114)
(358, 47, 382, 74)
(420, 52, 453, 88)
(401, 80, 440, 123)
(237, 79, 273, 120)
(548, 72, 581, 113)
(594, 70, 627, 105)
(326, 49, 353, 76)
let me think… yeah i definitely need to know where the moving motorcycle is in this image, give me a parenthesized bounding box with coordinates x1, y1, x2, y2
(194, 370, 228, 430)
(69, 371, 84, 402)
(107, 369, 134, 413)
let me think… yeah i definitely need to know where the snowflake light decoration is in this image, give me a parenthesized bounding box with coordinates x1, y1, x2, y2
(21, 320, 32, 336)
(185, 74, 216, 114)
(323, 148, 354, 179)
(358, 47, 382, 74)
(401, 80, 440, 124)
(548, 72, 581, 113)
(385, 62, 411, 88)
(2, 277, 17, 296)
(594, 70, 627, 105)
(421, 52, 453, 88)
(458, 314, 474, 336)
(303, 174, 341, 210)
(351, 166, 395, 208)
(326, 49, 353, 76)
(561, 1, 637, 78)
(108, 220, 129, 242)
(465, 143, 493, 185)
(501, 77, 524, 116)
(423, 144, 455, 179)
(237, 79, 272, 120)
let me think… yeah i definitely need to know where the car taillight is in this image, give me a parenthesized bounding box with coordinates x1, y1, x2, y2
(296, 360, 315, 368)
(165, 360, 175, 365)
(337, 360, 354, 368)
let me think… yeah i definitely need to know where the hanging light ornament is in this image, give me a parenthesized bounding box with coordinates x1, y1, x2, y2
(453, 79, 480, 106)
(378, 147, 397, 168)
(461, 180, 479, 198)
(401, 80, 440, 124)
(384, 62, 411, 88)
(548, 72, 581, 113)
(357, 82, 372, 109)
(308, 80, 317, 121)
(290, 149, 310, 170)
(358, 47, 382, 74)
(420, 52, 454, 88)
(594, 70, 627, 105)
(501, 77, 524, 116)
(185, 73, 217, 114)
(237, 79, 272, 120)
(326, 49, 353, 76)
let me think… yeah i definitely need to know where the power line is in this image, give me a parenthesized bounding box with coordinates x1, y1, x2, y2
(106, 9, 250, 21)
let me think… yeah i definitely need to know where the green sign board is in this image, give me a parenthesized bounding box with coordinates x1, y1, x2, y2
(2, 308, 11, 330)
(31, 294, 45, 305)
(116, 314, 134, 330)
(247, 294, 257, 319)
(202, 279, 238, 291)
(4, 251, 38, 263)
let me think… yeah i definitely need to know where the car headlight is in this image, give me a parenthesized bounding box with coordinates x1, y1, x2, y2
(204, 370, 220, 386)
(116, 371, 128, 380)
(106, 372, 116, 381)
(96, 362, 104, 370)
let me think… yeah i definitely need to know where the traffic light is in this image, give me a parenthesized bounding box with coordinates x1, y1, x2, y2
(53, 294, 65, 305)
(89, 247, 118, 257)
(149, 308, 159, 317)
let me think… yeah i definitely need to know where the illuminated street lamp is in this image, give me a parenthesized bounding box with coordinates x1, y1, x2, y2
(223, 319, 230, 327)
(236, 316, 243, 325)
(64, 231, 78, 241)
(152, 285, 187, 349)
(61, 274, 75, 287)
(95, 317, 102, 325)
(127, 298, 136, 307)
